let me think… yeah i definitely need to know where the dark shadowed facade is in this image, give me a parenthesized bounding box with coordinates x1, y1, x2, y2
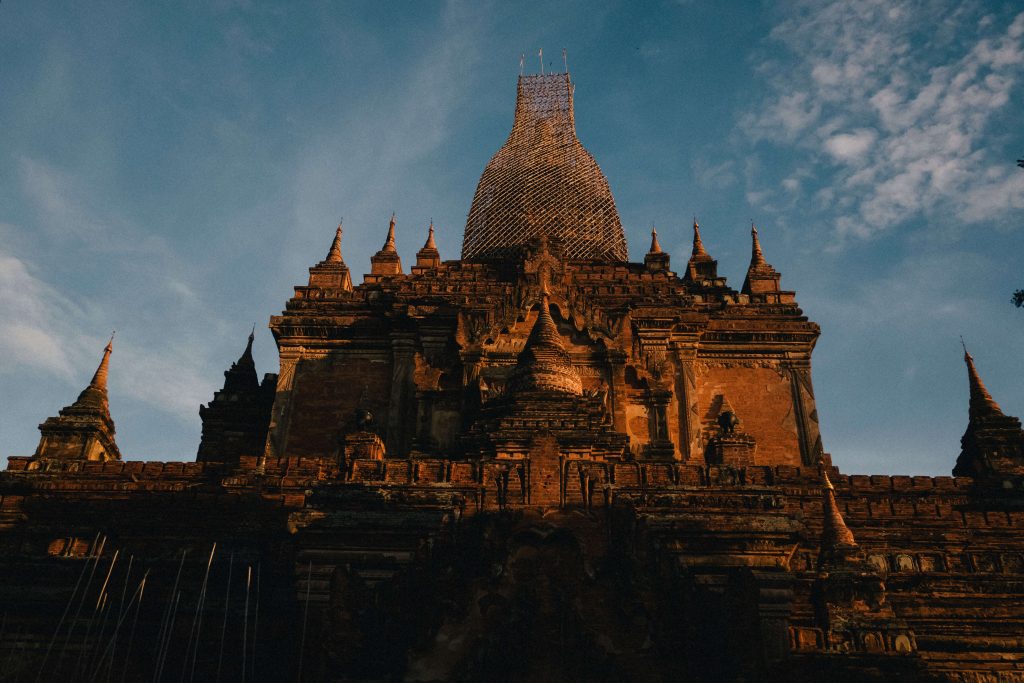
(3, 72, 1024, 682)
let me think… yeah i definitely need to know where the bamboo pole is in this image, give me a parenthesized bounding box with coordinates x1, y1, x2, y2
(184, 542, 217, 683)
(241, 565, 251, 683)
(216, 552, 234, 682)
(250, 562, 260, 678)
(296, 560, 312, 683)
(153, 550, 187, 683)
(88, 570, 148, 682)
(118, 571, 146, 683)
(82, 550, 121, 678)
(154, 590, 181, 683)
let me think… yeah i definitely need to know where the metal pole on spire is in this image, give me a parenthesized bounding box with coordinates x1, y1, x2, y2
(562, 48, 568, 73)
(519, 53, 524, 75)
(539, 48, 543, 75)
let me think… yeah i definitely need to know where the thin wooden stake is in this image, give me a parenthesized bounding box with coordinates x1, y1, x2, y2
(249, 562, 260, 678)
(296, 561, 312, 683)
(216, 552, 234, 682)
(118, 571, 146, 683)
(241, 565, 251, 683)
(153, 550, 187, 682)
(185, 542, 216, 683)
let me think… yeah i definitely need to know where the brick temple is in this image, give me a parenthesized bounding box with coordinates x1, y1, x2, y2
(2, 72, 1023, 682)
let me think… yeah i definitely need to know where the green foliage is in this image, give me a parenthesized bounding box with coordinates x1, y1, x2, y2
(1013, 290, 1024, 308)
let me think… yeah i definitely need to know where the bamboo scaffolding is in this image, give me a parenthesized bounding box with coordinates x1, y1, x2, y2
(461, 73, 627, 262)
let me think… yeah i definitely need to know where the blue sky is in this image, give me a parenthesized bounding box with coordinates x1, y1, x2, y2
(1, 0, 1022, 475)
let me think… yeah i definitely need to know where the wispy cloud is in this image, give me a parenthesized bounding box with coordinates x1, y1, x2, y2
(0, 250, 79, 379)
(743, 1, 1024, 244)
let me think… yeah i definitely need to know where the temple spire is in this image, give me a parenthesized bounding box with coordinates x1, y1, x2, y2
(240, 325, 255, 365)
(750, 223, 767, 267)
(818, 469, 858, 568)
(691, 218, 708, 257)
(415, 219, 442, 269)
(33, 334, 122, 461)
(89, 333, 115, 393)
(644, 225, 670, 273)
(369, 213, 403, 277)
(649, 227, 662, 254)
(326, 222, 344, 263)
(821, 470, 857, 549)
(742, 223, 783, 296)
(424, 220, 437, 250)
(684, 217, 718, 283)
(962, 342, 1004, 420)
(382, 213, 398, 253)
(308, 222, 353, 291)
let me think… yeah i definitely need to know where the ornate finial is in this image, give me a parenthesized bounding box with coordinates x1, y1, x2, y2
(750, 222, 767, 267)
(326, 222, 344, 263)
(649, 226, 663, 254)
(691, 217, 709, 257)
(249, 323, 256, 343)
(961, 341, 1004, 420)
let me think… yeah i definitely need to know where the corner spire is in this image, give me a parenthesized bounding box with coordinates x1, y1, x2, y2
(326, 222, 344, 263)
(425, 220, 437, 250)
(819, 469, 858, 567)
(369, 213, 403, 277)
(33, 334, 121, 461)
(962, 342, 1004, 420)
(649, 227, 662, 254)
(954, 340, 1024, 478)
(691, 218, 708, 257)
(644, 225, 670, 273)
(750, 223, 767, 267)
(415, 219, 441, 269)
(89, 333, 115, 392)
(307, 222, 353, 291)
(684, 217, 718, 283)
(742, 223, 784, 297)
(382, 213, 397, 253)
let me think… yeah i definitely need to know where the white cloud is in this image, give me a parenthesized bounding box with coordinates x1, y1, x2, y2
(824, 129, 877, 162)
(744, 2, 1024, 242)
